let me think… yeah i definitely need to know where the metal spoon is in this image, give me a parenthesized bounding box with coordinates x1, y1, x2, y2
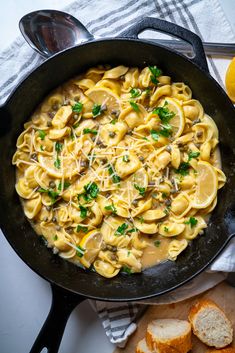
(19, 9, 94, 58)
(19, 9, 235, 58)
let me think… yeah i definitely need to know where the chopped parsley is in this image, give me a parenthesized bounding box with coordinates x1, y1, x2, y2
(80, 182, 99, 201)
(175, 162, 190, 176)
(130, 101, 140, 112)
(126, 228, 138, 234)
(144, 88, 151, 96)
(40, 145, 44, 151)
(53, 235, 58, 241)
(38, 188, 59, 204)
(111, 118, 117, 125)
(72, 102, 83, 113)
(139, 216, 144, 224)
(79, 205, 88, 219)
(185, 217, 198, 227)
(122, 266, 132, 275)
(92, 103, 102, 117)
(58, 180, 71, 191)
(134, 184, 146, 196)
(130, 88, 141, 98)
(142, 137, 149, 141)
(148, 65, 162, 84)
(76, 225, 88, 233)
(38, 130, 46, 140)
(154, 240, 161, 247)
(73, 121, 80, 129)
(153, 101, 175, 124)
(54, 157, 61, 169)
(115, 223, 128, 236)
(83, 128, 98, 135)
(188, 151, 200, 161)
(55, 141, 63, 153)
(162, 192, 168, 198)
(123, 155, 130, 163)
(150, 129, 159, 141)
(107, 165, 121, 184)
(54, 142, 63, 169)
(76, 245, 85, 258)
(104, 204, 117, 214)
(164, 226, 169, 232)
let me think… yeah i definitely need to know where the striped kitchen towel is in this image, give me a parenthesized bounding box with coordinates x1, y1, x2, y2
(1, 0, 235, 348)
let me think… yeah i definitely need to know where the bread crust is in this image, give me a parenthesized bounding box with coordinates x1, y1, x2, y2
(188, 299, 233, 348)
(146, 322, 192, 353)
(205, 348, 235, 353)
(136, 338, 153, 353)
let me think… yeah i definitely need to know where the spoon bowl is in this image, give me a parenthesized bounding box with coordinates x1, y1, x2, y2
(19, 9, 94, 58)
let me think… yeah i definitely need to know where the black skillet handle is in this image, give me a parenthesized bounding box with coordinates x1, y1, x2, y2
(30, 284, 84, 353)
(120, 17, 209, 73)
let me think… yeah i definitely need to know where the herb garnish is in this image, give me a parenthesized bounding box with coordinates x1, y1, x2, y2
(107, 165, 121, 184)
(55, 142, 63, 153)
(40, 145, 44, 151)
(79, 205, 88, 219)
(164, 226, 169, 232)
(111, 118, 117, 125)
(154, 240, 161, 247)
(139, 216, 144, 224)
(76, 225, 88, 233)
(134, 184, 146, 196)
(72, 102, 83, 113)
(92, 103, 102, 117)
(130, 88, 141, 98)
(76, 245, 85, 258)
(122, 266, 132, 275)
(123, 155, 130, 163)
(54, 142, 63, 169)
(188, 151, 200, 161)
(78, 182, 99, 202)
(150, 129, 160, 141)
(83, 128, 98, 135)
(53, 235, 58, 241)
(58, 181, 71, 192)
(148, 66, 162, 84)
(115, 223, 128, 236)
(38, 188, 59, 204)
(153, 102, 175, 124)
(185, 217, 198, 227)
(175, 162, 190, 176)
(104, 204, 117, 214)
(38, 130, 46, 140)
(126, 228, 138, 234)
(130, 101, 140, 112)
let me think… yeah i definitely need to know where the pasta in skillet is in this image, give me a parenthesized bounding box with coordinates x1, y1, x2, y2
(13, 64, 226, 278)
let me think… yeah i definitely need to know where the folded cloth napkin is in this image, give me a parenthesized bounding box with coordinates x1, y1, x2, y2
(1, 0, 235, 348)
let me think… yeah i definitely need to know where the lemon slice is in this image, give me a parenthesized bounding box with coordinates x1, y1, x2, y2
(225, 57, 235, 103)
(191, 161, 218, 209)
(86, 87, 120, 112)
(38, 155, 78, 178)
(159, 97, 185, 138)
(79, 230, 103, 268)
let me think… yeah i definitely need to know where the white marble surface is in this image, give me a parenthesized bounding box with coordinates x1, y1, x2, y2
(0, 1, 235, 353)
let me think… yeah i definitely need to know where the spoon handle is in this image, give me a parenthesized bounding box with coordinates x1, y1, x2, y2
(152, 39, 235, 57)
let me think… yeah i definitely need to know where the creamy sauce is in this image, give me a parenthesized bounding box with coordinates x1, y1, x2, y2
(141, 235, 171, 269)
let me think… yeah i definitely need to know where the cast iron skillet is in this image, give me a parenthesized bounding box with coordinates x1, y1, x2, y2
(1, 15, 235, 353)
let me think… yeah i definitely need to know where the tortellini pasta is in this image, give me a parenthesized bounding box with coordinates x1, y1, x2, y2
(13, 64, 225, 279)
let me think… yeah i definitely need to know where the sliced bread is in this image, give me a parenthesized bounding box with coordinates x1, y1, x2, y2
(136, 338, 157, 353)
(146, 319, 192, 353)
(188, 299, 233, 348)
(205, 348, 235, 353)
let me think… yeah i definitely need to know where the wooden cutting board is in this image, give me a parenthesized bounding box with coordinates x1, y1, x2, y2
(114, 282, 235, 353)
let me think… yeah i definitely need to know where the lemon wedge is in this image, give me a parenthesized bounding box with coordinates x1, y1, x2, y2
(86, 87, 120, 112)
(159, 97, 185, 138)
(225, 57, 235, 103)
(191, 161, 218, 209)
(38, 155, 79, 178)
(79, 230, 103, 268)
